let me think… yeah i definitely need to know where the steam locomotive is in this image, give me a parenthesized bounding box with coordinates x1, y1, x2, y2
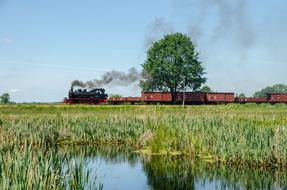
(64, 87, 108, 104)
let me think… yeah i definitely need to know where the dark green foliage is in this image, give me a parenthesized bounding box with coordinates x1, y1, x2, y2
(200, 86, 212, 92)
(141, 33, 206, 103)
(254, 84, 287, 98)
(239, 93, 246, 98)
(0, 93, 10, 104)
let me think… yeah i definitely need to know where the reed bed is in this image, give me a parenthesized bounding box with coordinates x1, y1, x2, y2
(0, 104, 287, 173)
(0, 144, 102, 189)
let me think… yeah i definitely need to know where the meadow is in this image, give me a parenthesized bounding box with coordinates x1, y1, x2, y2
(0, 104, 287, 188)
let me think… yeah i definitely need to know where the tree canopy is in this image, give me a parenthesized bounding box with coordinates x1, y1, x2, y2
(200, 86, 212, 92)
(253, 84, 287, 98)
(0, 93, 10, 104)
(238, 93, 246, 98)
(141, 33, 206, 103)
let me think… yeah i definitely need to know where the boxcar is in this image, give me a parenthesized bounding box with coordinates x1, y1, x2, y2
(235, 97, 267, 103)
(108, 97, 127, 104)
(176, 92, 206, 104)
(206, 92, 235, 103)
(141, 92, 172, 102)
(267, 93, 287, 103)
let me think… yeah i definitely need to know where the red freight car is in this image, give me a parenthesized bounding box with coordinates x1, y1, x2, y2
(176, 92, 206, 104)
(108, 97, 142, 104)
(235, 97, 267, 103)
(108, 97, 127, 102)
(126, 97, 142, 102)
(142, 92, 172, 102)
(206, 92, 235, 103)
(267, 93, 287, 103)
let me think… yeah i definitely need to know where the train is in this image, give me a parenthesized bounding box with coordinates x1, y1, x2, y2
(64, 88, 287, 105)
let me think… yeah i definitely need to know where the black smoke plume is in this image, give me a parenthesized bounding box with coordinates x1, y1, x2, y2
(173, 0, 256, 52)
(144, 17, 174, 49)
(71, 67, 141, 88)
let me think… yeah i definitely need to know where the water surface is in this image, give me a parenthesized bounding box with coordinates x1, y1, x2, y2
(64, 146, 287, 190)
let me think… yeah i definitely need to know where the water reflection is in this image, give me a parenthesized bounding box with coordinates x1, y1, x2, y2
(143, 156, 287, 190)
(60, 146, 287, 190)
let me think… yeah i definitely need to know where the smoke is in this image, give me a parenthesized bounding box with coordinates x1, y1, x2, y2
(142, 0, 256, 64)
(144, 17, 175, 49)
(71, 80, 86, 88)
(172, 0, 256, 61)
(71, 67, 141, 88)
(211, 0, 256, 48)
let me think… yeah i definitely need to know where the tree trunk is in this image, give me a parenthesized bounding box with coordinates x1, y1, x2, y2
(170, 88, 177, 105)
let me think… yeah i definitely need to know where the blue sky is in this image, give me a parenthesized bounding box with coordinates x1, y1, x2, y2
(0, 0, 286, 102)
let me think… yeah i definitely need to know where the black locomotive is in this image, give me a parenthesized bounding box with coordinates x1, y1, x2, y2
(64, 87, 108, 104)
(68, 87, 108, 99)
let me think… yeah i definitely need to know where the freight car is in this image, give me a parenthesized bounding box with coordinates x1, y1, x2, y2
(267, 93, 287, 103)
(64, 87, 108, 104)
(142, 92, 172, 104)
(177, 92, 206, 104)
(235, 97, 267, 104)
(205, 92, 235, 103)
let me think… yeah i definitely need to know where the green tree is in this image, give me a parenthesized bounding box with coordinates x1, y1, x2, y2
(200, 86, 212, 92)
(253, 84, 287, 98)
(0, 93, 10, 104)
(238, 93, 246, 98)
(141, 33, 206, 103)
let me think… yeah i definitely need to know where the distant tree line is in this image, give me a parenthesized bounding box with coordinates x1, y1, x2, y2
(253, 84, 287, 98)
(190, 84, 287, 98)
(200, 86, 212, 92)
(238, 93, 246, 98)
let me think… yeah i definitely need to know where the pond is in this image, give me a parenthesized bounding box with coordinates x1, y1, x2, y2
(64, 146, 287, 190)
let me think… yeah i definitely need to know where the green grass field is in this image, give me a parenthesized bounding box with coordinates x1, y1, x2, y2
(1, 103, 287, 188)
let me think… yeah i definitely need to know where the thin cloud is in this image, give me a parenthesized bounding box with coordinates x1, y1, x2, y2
(2, 37, 13, 44)
(0, 74, 13, 79)
(10, 89, 20, 93)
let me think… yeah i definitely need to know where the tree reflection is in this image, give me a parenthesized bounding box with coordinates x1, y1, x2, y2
(143, 156, 195, 190)
(142, 155, 287, 190)
(60, 146, 287, 190)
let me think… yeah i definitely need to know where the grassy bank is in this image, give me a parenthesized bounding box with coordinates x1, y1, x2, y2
(0, 104, 287, 168)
